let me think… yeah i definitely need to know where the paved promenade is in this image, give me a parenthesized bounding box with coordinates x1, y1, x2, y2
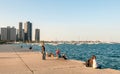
(0, 45, 120, 74)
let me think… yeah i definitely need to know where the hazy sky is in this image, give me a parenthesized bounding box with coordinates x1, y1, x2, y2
(0, 0, 120, 42)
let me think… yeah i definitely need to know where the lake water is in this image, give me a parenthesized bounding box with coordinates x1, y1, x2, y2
(17, 43, 120, 70)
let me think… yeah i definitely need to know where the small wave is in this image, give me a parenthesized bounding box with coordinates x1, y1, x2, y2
(109, 55, 120, 58)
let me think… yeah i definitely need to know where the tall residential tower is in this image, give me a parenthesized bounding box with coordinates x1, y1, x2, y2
(1, 26, 16, 41)
(24, 21, 32, 42)
(18, 22, 24, 41)
(35, 29, 40, 42)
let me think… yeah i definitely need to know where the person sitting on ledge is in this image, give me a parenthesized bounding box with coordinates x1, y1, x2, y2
(86, 55, 101, 69)
(61, 54, 67, 60)
(29, 46, 32, 50)
(50, 53, 54, 57)
(46, 52, 54, 57)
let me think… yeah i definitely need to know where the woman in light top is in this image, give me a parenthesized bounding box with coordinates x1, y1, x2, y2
(86, 55, 98, 69)
(92, 55, 98, 68)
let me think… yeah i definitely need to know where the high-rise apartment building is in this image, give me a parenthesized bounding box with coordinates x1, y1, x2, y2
(24, 21, 32, 42)
(0, 34, 1, 40)
(1, 28, 7, 40)
(35, 29, 40, 42)
(18, 22, 24, 41)
(10, 27, 16, 41)
(7, 26, 11, 41)
(1, 26, 16, 41)
(22, 29, 24, 42)
(16, 29, 19, 41)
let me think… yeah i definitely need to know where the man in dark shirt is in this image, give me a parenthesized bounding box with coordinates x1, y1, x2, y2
(41, 44, 46, 60)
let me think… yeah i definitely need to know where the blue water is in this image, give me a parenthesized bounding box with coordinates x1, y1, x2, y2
(17, 43, 120, 70)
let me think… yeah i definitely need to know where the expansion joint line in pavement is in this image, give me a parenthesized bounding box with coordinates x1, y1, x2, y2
(12, 47, 34, 74)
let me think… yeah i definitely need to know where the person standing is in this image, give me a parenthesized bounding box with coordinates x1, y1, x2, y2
(41, 42, 46, 60)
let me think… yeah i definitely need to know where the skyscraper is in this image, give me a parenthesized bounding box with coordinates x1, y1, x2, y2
(0, 34, 1, 40)
(10, 27, 16, 41)
(1, 26, 16, 41)
(18, 22, 24, 41)
(7, 26, 10, 41)
(35, 29, 40, 42)
(24, 21, 32, 42)
(1, 28, 7, 40)
(16, 29, 19, 41)
(22, 29, 25, 42)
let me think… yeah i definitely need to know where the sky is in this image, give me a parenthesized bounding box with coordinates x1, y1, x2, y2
(0, 0, 120, 42)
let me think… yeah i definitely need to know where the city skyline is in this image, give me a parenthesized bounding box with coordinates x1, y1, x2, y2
(0, 21, 40, 42)
(0, 0, 120, 42)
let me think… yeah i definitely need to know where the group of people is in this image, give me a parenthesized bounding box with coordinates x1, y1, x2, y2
(41, 42, 67, 60)
(41, 43, 100, 69)
(56, 49, 67, 60)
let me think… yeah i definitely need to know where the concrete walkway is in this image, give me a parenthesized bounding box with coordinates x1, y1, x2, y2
(0, 45, 120, 74)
